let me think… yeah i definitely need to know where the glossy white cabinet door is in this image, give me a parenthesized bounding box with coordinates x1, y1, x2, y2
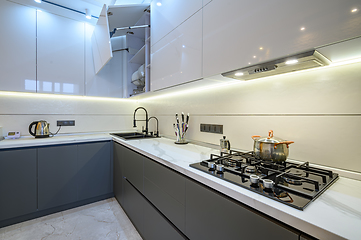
(91, 4, 113, 75)
(151, 0, 202, 46)
(0, 1, 36, 92)
(86, 29, 125, 98)
(203, 0, 361, 78)
(203, 0, 212, 6)
(151, 11, 202, 91)
(37, 11, 85, 95)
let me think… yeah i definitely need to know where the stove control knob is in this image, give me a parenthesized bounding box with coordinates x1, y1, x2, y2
(208, 162, 216, 170)
(263, 179, 274, 189)
(216, 164, 225, 173)
(250, 174, 259, 185)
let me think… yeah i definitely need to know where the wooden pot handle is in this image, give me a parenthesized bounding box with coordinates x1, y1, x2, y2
(274, 141, 294, 149)
(252, 135, 261, 140)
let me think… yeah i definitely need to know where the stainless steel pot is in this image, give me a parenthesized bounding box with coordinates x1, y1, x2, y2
(251, 130, 294, 162)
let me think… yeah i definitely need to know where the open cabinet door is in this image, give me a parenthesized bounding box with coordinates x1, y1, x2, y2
(91, 4, 112, 74)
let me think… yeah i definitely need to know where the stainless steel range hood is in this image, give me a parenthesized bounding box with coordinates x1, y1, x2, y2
(222, 50, 331, 81)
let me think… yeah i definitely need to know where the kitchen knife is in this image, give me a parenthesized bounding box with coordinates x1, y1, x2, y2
(176, 113, 179, 124)
(173, 123, 178, 137)
(182, 112, 185, 123)
(186, 113, 189, 124)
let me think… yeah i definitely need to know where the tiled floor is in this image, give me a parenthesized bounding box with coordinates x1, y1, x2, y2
(0, 198, 142, 240)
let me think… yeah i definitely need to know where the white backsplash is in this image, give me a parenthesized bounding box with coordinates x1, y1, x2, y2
(0, 93, 139, 137)
(139, 61, 361, 173)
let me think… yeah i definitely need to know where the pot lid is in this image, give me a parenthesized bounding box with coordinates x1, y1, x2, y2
(254, 130, 284, 143)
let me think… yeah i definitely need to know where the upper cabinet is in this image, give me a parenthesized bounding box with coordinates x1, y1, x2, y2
(91, 5, 113, 75)
(37, 11, 85, 95)
(203, 0, 361, 78)
(151, 0, 203, 46)
(151, 11, 202, 91)
(89, 4, 150, 98)
(0, 1, 36, 93)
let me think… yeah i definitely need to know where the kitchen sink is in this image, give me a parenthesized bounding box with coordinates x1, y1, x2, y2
(110, 132, 157, 140)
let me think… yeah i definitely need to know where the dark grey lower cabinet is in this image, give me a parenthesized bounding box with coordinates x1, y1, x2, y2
(143, 192, 186, 240)
(114, 142, 186, 240)
(185, 178, 300, 240)
(77, 142, 111, 201)
(38, 145, 78, 210)
(144, 158, 186, 233)
(123, 178, 186, 240)
(114, 142, 124, 205)
(122, 145, 144, 192)
(122, 179, 145, 234)
(0, 148, 37, 221)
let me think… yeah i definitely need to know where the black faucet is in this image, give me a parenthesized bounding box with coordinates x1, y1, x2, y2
(148, 116, 159, 137)
(133, 107, 149, 135)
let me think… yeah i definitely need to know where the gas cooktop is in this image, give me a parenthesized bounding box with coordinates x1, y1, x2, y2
(189, 150, 339, 210)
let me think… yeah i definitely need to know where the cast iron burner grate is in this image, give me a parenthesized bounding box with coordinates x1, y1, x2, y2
(190, 150, 339, 210)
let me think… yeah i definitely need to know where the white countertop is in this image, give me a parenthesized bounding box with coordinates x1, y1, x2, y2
(1, 134, 360, 239)
(0, 133, 112, 149)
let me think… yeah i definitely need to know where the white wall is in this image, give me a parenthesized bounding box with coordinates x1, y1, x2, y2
(139, 61, 361, 174)
(0, 93, 139, 136)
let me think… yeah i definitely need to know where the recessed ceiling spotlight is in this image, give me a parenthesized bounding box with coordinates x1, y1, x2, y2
(300, 27, 305, 31)
(259, 47, 263, 50)
(157, 2, 162, 6)
(253, 56, 256, 58)
(248, 62, 251, 65)
(351, 8, 358, 13)
(85, 9, 91, 19)
(235, 72, 244, 76)
(285, 59, 298, 65)
(34, 0, 41, 3)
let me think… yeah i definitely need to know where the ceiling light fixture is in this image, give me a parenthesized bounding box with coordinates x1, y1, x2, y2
(300, 27, 305, 31)
(259, 47, 263, 50)
(285, 59, 298, 65)
(351, 8, 358, 13)
(34, 0, 41, 3)
(85, 9, 91, 19)
(235, 72, 244, 76)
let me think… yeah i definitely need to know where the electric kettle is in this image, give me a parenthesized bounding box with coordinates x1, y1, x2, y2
(29, 120, 50, 138)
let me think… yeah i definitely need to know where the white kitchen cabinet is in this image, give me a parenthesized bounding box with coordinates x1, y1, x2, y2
(150, 11, 202, 91)
(37, 11, 85, 95)
(0, 1, 36, 92)
(203, 0, 361, 78)
(91, 5, 113, 75)
(151, 0, 202, 46)
(203, 0, 212, 6)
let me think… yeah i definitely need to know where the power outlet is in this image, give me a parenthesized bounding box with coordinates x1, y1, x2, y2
(57, 120, 75, 126)
(200, 123, 223, 134)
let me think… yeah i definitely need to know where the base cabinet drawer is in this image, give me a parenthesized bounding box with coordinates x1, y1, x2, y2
(122, 179, 186, 240)
(185, 178, 300, 240)
(143, 194, 186, 240)
(0, 148, 37, 221)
